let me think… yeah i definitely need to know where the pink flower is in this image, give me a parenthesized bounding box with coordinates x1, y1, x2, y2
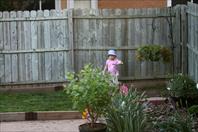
(120, 84, 129, 95)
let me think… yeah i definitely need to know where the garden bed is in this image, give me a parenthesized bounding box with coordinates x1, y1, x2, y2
(0, 91, 73, 112)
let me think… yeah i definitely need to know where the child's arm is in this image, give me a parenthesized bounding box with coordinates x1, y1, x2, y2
(117, 59, 123, 64)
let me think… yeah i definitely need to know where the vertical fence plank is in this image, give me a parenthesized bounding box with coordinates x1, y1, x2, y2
(57, 10, 65, 80)
(23, 11, 32, 81)
(140, 9, 147, 78)
(68, 9, 74, 71)
(181, 6, 188, 74)
(134, 9, 141, 79)
(10, 11, 18, 82)
(44, 10, 52, 81)
(50, 10, 59, 81)
(3, 12, 11, 83)
(37, 10, 45, 81)
(146, 8, 153, 77)
(30, 10, 39, 81)
(0, 12, 4, 83)
(127, 9, 134, 77)
(17, 11, 25, 82)
(174, 5, 181, 74)
(0, 12, 3, 50)
(63, 9, 70, 74)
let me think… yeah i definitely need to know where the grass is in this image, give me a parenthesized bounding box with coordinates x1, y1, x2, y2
(0, 91, 74, 112)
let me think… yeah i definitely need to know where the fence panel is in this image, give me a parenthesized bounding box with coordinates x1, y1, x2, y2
(187, 2, 198, 82)
(0, 7, 181, 85)
(73, 8, 176, 79)
(0, 10, 70, 84)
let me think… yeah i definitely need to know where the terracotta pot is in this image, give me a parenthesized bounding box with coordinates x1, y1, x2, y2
(79, 123, 107, 132)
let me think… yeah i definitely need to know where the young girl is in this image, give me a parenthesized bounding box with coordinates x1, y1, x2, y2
(103, 50, 123, 84)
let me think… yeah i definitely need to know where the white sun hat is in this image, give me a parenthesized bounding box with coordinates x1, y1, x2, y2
(108, 50, 117, 56)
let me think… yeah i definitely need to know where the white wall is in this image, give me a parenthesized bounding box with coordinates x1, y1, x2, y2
(67, 0, 98, 9)
(167, 0, 172, 7)
(74, 0, 91, 9)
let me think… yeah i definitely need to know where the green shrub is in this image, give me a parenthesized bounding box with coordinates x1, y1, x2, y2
(136, 45, 172, 63)
(65, 64, 117, 126)
(106, 90, 147, 132)
(154, 112, 193, 132)
(188, 105, 198, 115)
(167, 73, 198, 97)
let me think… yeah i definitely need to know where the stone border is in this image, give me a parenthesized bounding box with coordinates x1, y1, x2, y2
(0, 111, 81, 122)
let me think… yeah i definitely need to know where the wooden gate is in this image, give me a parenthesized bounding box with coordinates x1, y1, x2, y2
(187, 2, 198, 82)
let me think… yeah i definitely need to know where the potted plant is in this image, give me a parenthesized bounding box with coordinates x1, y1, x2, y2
(65, 64, 117, 132)
(167, 73, 198, 107)
(136, 45, 172, 63)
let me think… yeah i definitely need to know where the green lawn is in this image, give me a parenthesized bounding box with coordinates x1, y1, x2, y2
(0, 91, 74, 112)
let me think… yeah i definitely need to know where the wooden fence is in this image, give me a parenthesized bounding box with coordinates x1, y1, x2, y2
(187, 2, 198, 82)
(0, 7, 185, 85)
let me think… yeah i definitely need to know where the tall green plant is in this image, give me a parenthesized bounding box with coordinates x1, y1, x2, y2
(65, 64, 117, 127)
(167, 73, 197, 97)
(106, 90, 147, 132)
(154, 112, 193, 132)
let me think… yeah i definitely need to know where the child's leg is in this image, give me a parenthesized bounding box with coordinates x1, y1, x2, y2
(112, 75, 119, 85)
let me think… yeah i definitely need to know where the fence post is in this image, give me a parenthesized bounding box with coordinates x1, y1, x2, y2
(173, 5, 181, 74)
(68, 9, 75, 72)
(181, 5, 188, 74)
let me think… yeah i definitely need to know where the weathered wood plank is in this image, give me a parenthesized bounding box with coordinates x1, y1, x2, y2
(17, 11, 25, 82)
(57, 10, 65, 80)
(3, 12, 12, 83)
(50, 10, 59, 81)
(0, 12, 4, 83)
(134, 9, 141, 79)
(181, 6, 188, 74)
(62, 10, 70, 78)
(10, 11, 18, 82)
(30, 10, 39, 81)
(0, 12, 3, 50)
(37, 10, 45, 81)
(127, 9, 136, 77)
(68, 9, 74, 71)
(140, 9, 147, 78)
(23, 11, 32, 81)
(44, 10, 52, 81)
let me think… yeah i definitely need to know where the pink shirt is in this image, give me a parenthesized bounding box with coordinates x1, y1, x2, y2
(106, 59, 121, 76)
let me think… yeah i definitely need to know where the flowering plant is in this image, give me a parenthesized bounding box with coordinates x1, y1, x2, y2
(167, 73, 198, 97)
(106, 89, 147, 132)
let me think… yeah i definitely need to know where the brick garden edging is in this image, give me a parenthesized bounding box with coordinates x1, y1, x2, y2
(0, 111, 81, 122)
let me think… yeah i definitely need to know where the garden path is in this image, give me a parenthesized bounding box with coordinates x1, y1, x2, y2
(0, 119, 86, 132)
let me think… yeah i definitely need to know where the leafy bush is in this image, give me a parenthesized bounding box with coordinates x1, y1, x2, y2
(154, 112, 193, 132)
(65, 64, 117, 126)
(188, 105, 198, 115)
(167, 73, 198, 97)
(106, 89, 147, 132)
(136, 45, 172, 63)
